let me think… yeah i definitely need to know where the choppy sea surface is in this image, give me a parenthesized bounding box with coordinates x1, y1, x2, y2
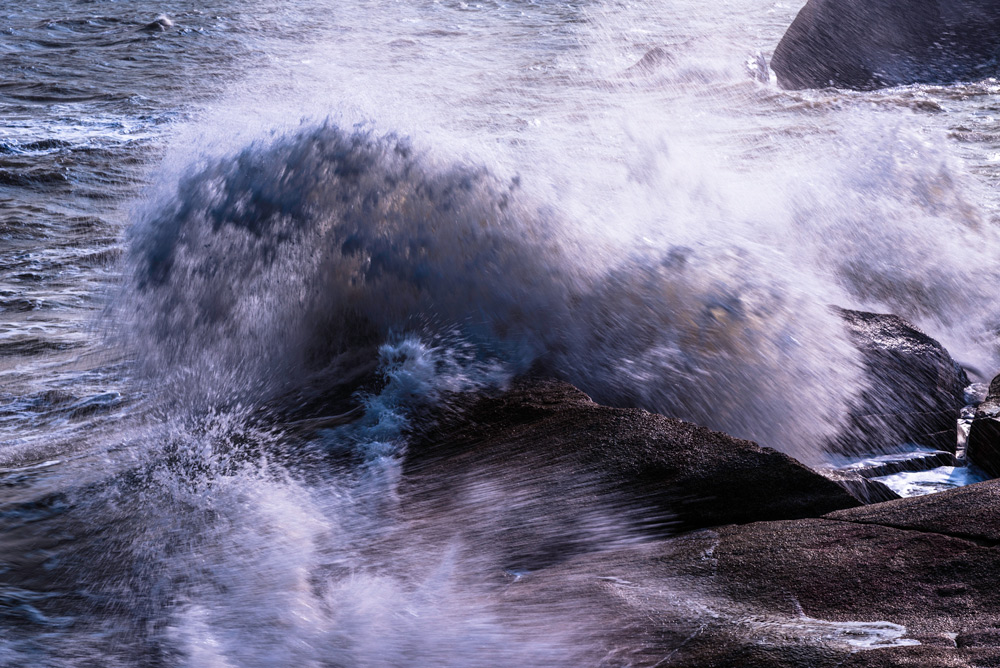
(2, 0, 1000, 665)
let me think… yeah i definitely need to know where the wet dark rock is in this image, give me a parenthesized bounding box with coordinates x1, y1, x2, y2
(827, 478, 1000, 543)
(140, 15, 174, 32)
(854, 450, 959, 479)
(833, 308, 967, 456)
(825, 471, 900, 504)
(771, 0, 1000, 90)
(957, 629, 1000, 649)
(967, 374, 1000, 477)
(402, 378, 859, 568)
(702, 518, 1000, 662)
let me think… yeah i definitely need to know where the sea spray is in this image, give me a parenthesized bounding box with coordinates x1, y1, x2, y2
(120, 122, 864, 461)
(786, 122, 1000, 367)
(18, 351, 604, 667)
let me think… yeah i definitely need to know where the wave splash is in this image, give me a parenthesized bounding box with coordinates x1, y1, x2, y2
(121, 122, 863, 459)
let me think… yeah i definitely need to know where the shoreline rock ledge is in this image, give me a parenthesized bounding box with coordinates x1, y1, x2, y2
(771, 0, 1000, 90)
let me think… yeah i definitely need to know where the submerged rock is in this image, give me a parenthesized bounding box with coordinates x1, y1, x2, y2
(832, 308, 967, 456)
(849, 450, 958, 479)
(771, 0, 1000, 90)
(967, 374, 1000, 477)
(140, 15, 174, 32)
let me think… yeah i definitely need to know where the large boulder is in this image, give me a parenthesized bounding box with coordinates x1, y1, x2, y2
(400, 378, 859, 570)
(771, 0, 1000, 90)
(832, 308, 968, 456)
(967, 374, 1000, 477)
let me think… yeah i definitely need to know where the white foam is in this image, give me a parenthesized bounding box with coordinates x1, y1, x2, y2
(748, 615, 920, 650)
(874, 465, 990, 497)
(0, 459, 61, 473)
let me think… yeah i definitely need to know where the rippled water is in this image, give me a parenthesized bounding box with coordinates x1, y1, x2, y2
(2, 0, 1000, 664)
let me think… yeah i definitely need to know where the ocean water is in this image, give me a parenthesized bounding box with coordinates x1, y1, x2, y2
(2, 0, 1000, 664)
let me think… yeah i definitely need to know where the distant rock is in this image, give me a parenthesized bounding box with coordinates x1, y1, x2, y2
(140, 15, 174, 32)
(771, 0, 1000, 90)
(967, 374, 1000, 477)
(832, 308, 967, 456)
(401, 378, 859, 569)
(624, 46, 674, 76)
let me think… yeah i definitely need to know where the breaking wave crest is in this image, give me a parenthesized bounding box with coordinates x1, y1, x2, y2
(119, 122, 864, 460)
